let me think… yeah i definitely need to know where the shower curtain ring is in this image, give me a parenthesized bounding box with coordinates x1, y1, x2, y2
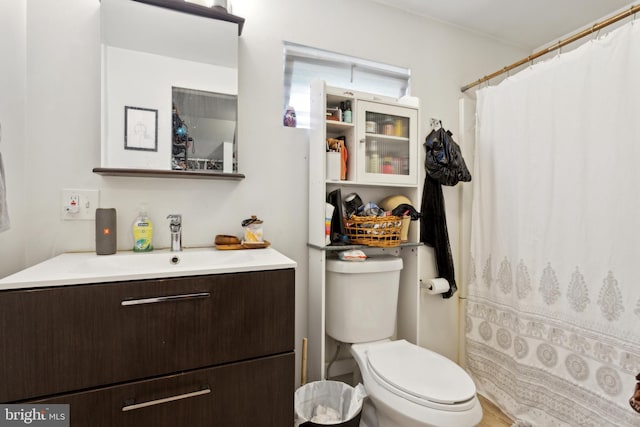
(592, 25, 602, 41)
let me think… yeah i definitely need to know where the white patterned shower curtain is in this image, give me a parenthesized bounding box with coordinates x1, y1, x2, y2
(466, 20, 640, 427)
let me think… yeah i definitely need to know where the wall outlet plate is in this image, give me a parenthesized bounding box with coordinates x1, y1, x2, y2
(61, 189, 100, 221)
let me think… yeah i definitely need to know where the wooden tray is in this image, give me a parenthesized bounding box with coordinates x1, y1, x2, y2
(216, 240, 271, 250)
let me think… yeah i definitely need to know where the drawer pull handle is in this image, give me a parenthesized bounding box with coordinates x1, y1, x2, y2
(122, 388, 211, 412)
(121, 292, 210, 306)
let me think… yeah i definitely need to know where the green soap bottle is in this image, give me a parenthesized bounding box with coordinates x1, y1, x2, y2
(132, 207, 153, 252)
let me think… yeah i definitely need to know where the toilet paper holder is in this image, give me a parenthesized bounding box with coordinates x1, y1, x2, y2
(419, 278, 450, 295)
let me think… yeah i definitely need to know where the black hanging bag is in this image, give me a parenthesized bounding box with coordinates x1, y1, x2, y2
(424, 127, 471, 186)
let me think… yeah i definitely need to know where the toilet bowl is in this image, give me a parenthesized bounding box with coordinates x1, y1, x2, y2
(351, 340, 482, 427)
(325, 256, 482, 427)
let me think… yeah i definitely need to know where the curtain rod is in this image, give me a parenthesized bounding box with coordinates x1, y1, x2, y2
(460, 4, 640, 93)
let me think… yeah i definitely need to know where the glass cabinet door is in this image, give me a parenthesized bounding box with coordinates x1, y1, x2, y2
(357, 101, 418, 185)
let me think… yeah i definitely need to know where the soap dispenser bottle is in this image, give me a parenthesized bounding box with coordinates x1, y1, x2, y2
(132, 206, 153, 252)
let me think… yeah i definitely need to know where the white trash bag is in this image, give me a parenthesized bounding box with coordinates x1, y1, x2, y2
(294, 381, 367, 426)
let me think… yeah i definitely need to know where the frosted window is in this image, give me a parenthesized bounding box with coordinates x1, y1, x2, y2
(283, 42, 411, 129)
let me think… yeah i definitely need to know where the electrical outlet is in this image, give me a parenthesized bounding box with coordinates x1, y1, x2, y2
(61, 189, 100, 220)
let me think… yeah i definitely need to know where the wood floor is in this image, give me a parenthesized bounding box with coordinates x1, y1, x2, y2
(477, 394, 512, 427)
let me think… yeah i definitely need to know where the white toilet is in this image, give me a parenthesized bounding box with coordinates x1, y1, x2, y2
(325, 256, 482, 427)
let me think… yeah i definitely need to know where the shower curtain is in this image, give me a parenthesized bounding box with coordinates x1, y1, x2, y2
(466, 20, 640, 426)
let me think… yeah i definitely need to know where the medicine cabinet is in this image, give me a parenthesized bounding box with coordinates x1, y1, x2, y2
(357, 101, 418, 185)
(95, 0, 244, 179)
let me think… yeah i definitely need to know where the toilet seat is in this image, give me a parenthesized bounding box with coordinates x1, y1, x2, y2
(366, 340, 477, 412)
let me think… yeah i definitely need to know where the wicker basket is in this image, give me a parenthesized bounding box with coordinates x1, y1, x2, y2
(343, 215, 402, 247)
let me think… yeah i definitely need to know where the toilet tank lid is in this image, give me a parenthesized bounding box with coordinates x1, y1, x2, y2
(326, 255, 403, 274)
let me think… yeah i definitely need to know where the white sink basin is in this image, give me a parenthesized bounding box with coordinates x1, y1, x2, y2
(0, 248, 296, 290)
(74, 249, 256, 274)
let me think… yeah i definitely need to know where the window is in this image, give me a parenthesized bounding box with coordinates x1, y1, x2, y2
(283, 42, 411, 128)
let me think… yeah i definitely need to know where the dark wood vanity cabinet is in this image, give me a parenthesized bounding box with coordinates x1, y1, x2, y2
(32, 354, 293, 427)
(0, 268, 295, 426)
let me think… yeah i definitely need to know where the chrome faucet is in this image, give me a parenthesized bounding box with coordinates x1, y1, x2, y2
(167, 214, 182, 252)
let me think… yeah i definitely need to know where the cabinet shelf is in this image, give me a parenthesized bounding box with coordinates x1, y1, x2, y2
(325, 179, 418, 188)
(326, 120, 355, 132)
(133, 0, 245, 35)
(308, 242, 423, 251)
(365, 132, 410, 142)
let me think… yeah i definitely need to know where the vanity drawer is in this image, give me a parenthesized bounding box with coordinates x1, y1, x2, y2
(31, 352, 294, 427)
(0, 269, 294, 402)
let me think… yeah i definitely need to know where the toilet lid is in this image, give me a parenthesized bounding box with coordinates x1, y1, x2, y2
(367, 340, 476, 405)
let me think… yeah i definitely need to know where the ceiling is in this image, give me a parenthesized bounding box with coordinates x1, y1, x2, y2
(366, 0, 636, 50)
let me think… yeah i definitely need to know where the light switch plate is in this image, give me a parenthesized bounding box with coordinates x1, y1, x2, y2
(61, 189, 100, 221)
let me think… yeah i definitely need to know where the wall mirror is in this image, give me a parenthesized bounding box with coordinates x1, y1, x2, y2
(172, 87, 237, 172)
(97, 0, 243, 178)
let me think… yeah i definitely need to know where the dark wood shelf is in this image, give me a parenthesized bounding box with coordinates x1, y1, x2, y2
(93, 167, 245, 180)
(133, 0, 245, 35)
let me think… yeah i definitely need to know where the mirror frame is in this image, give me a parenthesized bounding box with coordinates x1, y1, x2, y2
(95, 0, 245, 180)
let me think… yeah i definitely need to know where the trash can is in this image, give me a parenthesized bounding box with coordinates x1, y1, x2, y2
(294, 380, 366, 427)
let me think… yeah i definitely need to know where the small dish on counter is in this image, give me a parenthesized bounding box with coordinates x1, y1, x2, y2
(215, 234, 241, 245)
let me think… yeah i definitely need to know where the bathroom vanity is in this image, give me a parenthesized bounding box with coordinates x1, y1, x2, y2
(0, 249, 296, 426)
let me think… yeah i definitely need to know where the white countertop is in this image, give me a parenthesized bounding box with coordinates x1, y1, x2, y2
(0, 247, 297, 291)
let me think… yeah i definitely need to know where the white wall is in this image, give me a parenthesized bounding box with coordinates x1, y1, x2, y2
(0, 1, 26, 279)
(7, 0, 528, 385)
(24, 0, 102, 267)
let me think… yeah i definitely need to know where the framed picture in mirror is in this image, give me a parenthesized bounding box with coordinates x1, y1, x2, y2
(124, 106, 158, 152)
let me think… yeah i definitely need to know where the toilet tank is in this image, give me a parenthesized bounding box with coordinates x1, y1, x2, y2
(325, 255, 403, 343)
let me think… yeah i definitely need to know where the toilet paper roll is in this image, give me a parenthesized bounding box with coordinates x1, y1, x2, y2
(422, 278, 450, 295)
